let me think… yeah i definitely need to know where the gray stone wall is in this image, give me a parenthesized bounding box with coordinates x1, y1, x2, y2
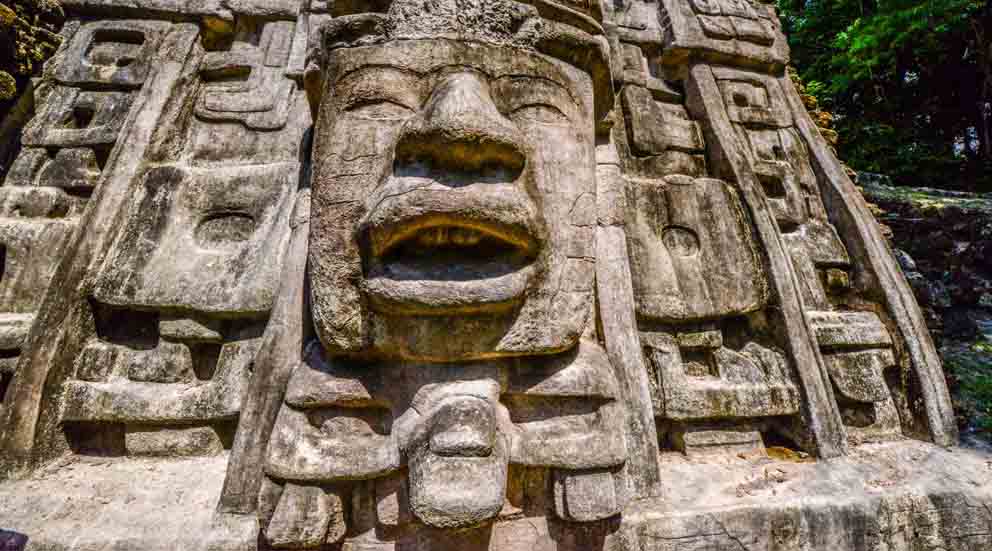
(0, 1, 984, 550)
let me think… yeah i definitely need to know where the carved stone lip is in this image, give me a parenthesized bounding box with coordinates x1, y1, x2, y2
(361, 179, 541, 258)
(360, 178, 542, 315)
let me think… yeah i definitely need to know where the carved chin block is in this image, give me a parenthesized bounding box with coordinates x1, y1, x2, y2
(407, 395, 508, 529)
(407, 443, 509, 530)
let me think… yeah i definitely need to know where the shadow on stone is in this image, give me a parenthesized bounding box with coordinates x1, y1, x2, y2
(0, 530, 28, 551)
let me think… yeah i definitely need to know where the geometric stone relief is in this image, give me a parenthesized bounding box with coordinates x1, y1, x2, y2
(621, 85, 708, 177)
(622, 168, 805, 457)
(92, 163, 296, 315)
(196, 20, 295, 130)
(690, 0, 775, 46)
(625, 175, 767, 323)
(710, 65, 907, 443)
(22, 88, 134, 148)
(659, 0, 788, 70)
(809, 310, 902, 443)
(0, 10, 310, 462)
(52, 13, 308, 457)
(53, 19, 170, 89)
(0, 19, 165, 420)
(616, 68, 804, 457)
(0, 0, 974, 549)
(187, 19, 307, 166)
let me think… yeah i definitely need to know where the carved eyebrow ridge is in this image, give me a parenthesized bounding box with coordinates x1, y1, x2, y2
(338, 64, 425, 83)
(494, 73, 580, 109)
(337, 65, 576, 104)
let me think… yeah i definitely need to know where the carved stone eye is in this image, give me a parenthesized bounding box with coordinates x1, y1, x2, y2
(195, 212, 256, 248)
(347, 100, 416, 120)
(511, 104, 567, 124)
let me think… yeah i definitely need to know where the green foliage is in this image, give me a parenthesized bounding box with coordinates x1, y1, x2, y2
(943, 342, 992, 435)
(0, 1, 63, 113)
(778, 0, 991, 190)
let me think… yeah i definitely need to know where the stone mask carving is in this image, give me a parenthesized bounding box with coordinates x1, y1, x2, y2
(0, 0, 972, 549)
(309, 39, 598, 361)
(249, 6, 630, 547)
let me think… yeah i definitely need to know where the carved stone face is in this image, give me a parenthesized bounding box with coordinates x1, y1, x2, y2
(309, 40, 597, 361)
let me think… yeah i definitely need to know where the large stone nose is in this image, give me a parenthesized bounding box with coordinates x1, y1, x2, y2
(394, 72, 526, 176)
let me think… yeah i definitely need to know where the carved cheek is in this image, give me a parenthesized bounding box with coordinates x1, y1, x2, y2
(524, 122, 595, 247)
(321, 117, 398, 189)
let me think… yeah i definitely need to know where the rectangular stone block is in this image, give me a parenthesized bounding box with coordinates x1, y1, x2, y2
(124, 425, 224, 456)
(671, 427, 765, 457)
(659, 0, 788, 71)
(623, 85, 705, 156)
(55, 20, 170, 88)
(808, 311, 893, 350)
(22, 87, 133, 147)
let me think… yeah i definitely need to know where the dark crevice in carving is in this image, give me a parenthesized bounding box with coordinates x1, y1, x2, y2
(65, 421, 126, 457)
(756, 172, 786, 198)
(190, 343, 223, 382)
(503, 395, 609, 424)
(64, 106, 95, 130)
(0, 371, 12, 406)
(836, 397, 878, 429)
(91, 300, 159, 351)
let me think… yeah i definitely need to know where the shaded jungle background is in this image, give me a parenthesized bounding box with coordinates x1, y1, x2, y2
(777, 0, 992, 444)
(0, 0, 989, 444)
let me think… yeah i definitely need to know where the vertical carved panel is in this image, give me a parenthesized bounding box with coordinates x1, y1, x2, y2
(611, 25, 807, 459)
(0, 20, 168, 419)
(711, 66, 903, 443)
(55, 17, 309, 457)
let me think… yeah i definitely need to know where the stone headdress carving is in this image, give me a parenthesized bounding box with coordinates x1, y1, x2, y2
(301, 0, 614, 120)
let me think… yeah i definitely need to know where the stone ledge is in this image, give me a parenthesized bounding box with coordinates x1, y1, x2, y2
(620, 441, 992, 551)
(0, 454, 254, 551)
(0, 442, 988, 550)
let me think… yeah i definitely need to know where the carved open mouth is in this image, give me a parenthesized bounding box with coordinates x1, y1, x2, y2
(362, 183, 541, 316)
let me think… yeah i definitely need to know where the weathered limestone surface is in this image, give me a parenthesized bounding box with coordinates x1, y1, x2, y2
(0, 0, 984, 549)
(0, 441, 989, 550)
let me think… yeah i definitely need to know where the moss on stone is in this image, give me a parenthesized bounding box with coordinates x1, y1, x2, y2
(0, 69, 14, 99)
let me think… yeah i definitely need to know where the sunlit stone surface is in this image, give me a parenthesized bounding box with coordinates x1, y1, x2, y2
(0, 1, 986, 550)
